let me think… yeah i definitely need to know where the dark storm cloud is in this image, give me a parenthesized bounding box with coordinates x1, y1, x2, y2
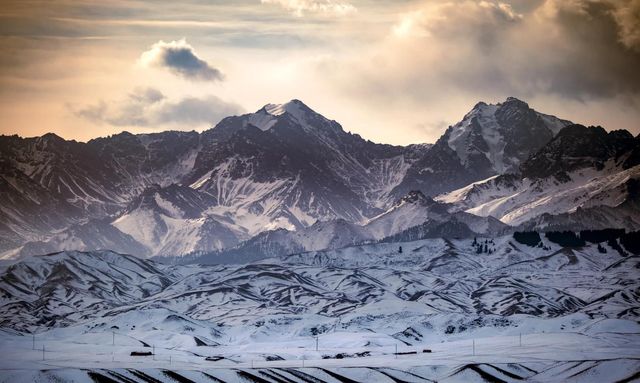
(532, 0, 640, 99)
(71, 87, 243, 127)
(139, 39, 223, 81)
(435, 0, 640, 99)
(611, 0, 640, 51)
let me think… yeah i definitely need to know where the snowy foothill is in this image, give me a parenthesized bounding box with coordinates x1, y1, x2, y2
(1, 235, 639, 381)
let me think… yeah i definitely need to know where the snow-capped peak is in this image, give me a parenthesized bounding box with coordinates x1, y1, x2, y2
(446, 97, 572, 175)
(264, 103, 286, 116)
(248, 100, 319, 131)
(263, 99, 313, 121)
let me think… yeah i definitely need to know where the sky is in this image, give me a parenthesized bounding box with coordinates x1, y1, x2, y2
(0, 0, 639, 146)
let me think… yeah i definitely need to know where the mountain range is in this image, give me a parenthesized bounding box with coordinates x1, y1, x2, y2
(1, 97, 638, 260)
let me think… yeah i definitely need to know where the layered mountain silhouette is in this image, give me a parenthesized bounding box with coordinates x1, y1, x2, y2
(1, 97, 637, 259)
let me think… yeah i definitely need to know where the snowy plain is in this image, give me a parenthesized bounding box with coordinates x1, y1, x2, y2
(1, 328, 639, 382)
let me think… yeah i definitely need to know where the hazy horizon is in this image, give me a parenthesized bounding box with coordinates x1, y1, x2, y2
(0, 95, 601, 146)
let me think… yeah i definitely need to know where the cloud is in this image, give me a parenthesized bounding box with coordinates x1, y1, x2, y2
(303, 0, 640, 142)
(138, 39, 223, 81)
(71, 87, 243, 128)
(261, 0, 356, 16)
(3, 0, 640, 145)
(610, 0, 640, 51)
(324, 0, 640, 105)
(155, 96, 243, 125)
(526, 0, 640, 98)
(392, 1, 522, 43)
(480, 1, 523, 21)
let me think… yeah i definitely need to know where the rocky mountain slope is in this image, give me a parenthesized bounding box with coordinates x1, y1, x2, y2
(391, 97, 572, 198)
(178, 191, 509, 264)
(1, 100, 429, 257)
(438, 125, 640, 230)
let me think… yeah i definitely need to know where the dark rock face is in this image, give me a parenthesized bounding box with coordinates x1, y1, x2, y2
(521, 125, 637, 179)
(0, 131, 201, 214)
(496, 98, 558, 167)
(396, 190, 437, 206)
(393, 136, 478, 199)
(0, 159, 84, 252)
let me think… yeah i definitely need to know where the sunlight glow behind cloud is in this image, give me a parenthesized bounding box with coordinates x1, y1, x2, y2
(260, 0, 356, 16)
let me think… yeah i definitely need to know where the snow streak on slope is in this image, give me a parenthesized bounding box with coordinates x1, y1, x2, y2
(448, 103, 502, 169)
(110, 184, 248, 257)
(365, 191, 450, 239)
(189, 190, 511, 265)
(446, 97, 571, 175)
(195, 158, 312, 234)
(438, 163, 640, 227)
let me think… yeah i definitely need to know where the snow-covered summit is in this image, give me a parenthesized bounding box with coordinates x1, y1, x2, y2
(264, 99, 309, 118)
(446, 97, 572, 174)
(390, 97, 574, 199)
(248, 99, 324, 131)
